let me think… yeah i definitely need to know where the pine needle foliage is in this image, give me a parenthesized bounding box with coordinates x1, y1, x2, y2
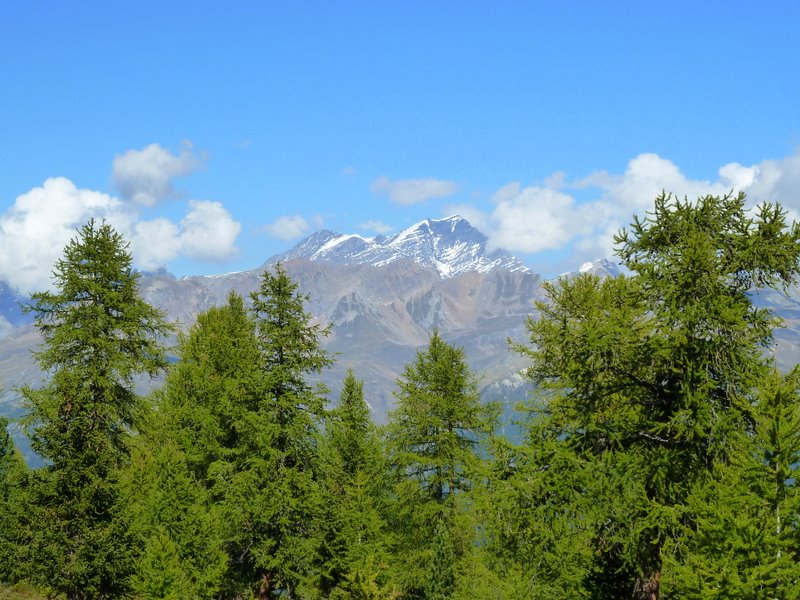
(20, 220, 171, 600)
(387, 331, 496, 598)
(315, 370, 389, 597)
(223, 264, 333, 598)
(512, 193, 800, 598)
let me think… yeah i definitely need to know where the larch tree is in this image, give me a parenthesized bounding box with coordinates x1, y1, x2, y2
(0, 417, 27, 585)
(21, 220, 171, 599)
(662, 367, 800, 598)
(221, 263, 333, 599)
(315, 369, 391, 598)
(387, 331, 496, 599)
(514, 193, 800, 599)
(126, 291, 262, 600)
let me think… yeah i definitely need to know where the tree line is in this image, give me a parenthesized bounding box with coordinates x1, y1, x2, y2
(2, 192, 800, 599)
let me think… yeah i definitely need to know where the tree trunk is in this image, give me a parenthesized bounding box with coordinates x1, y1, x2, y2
(258, 570, 273, 599)
(633, 568, 660, 600)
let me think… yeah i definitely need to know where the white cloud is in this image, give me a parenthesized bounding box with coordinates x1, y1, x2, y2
(129, 218, 182, 269)
(342, 165, 358, 177)
(112, 142, 203, 206)
(0, 177, 127, 293)
(179, 201, 241, 262)
(484, 183, 594, 254)
(359, 219, 393, 234)
(128, 202, 240, 269)
(542, 171, 567, 189)
(370, 176, 458, 205)
(744, 151, 800, 207)
(262, 215, 311, 240)
(470, 148, 800, 267)
(0, 176, 242, 294)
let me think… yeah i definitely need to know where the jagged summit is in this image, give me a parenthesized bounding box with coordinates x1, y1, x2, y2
(557, 258, 621, 280)
(272, 215, 529, 278)
(577, 258, 621, 277)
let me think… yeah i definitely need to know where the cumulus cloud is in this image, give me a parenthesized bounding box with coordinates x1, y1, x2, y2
(487, 184, 594, 253)
(128, 218, 182, 269)
(370, 176, 458, 205)
(359, 219, 393, 234)
(261, 215, 311, 241)
(0, 175, 242, 294)
(112, 142, 203, 206)
(127, 202, 241, 270)
(179, 201, 241, 261)
(469, 148, 800, 268)
(0, 177, 127, 293)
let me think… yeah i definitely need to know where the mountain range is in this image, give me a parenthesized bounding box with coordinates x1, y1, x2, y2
(3, 214, 800, 446)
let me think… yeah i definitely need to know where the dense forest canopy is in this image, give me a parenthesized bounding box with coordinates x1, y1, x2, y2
(3, 193, 800, 599)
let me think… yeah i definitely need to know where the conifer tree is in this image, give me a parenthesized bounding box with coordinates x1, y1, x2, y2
(127, 291, 260, 599)
(124, 437, 228, 600)
(387, 331, 496, 598)
(156, 291, 262, 484)
(221, 263, 332, 598)
(315, 370, 389, 597)
(21, 220, 171, 599)
(514, 193, 800, 598)
(0, 417, 27, 585)
(662, 368, 800, 598)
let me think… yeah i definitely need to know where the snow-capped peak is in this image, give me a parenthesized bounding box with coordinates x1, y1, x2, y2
(558, 258, 620, 280)
(272, 215, 528, 278)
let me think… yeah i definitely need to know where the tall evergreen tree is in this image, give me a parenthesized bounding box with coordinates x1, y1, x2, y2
(21, 220, 171, 599)
(315, 370, 390, 598)
(0, 418, 27, 585)
(221, 263, 332, 599)
(662, 368, 800, 598)
(156, 291, 262, 484)
(127, 291, 261, 599)
(387, 331, 496, 598)
(513, 193, 800, 599)
(124, 437, 228, 600)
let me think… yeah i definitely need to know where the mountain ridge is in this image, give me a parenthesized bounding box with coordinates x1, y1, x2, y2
(5, 215, 800, 465)
(271, 215, 529, 279)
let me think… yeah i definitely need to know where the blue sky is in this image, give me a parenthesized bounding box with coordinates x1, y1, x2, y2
(1, 1, 799, 292)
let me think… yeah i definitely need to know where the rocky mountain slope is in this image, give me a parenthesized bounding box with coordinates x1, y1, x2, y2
(4, 214, 800, 444)
(0, 217, 543, 434)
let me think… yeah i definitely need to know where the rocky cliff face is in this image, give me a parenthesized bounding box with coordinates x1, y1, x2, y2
(136, 255, 543, 421)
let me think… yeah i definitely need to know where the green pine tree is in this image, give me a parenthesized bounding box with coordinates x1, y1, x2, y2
(132, 291, 260, 599)
(513, 193, 800, 599)
(123, 436, 228, 600)
(20, 220, 171, 599)
(0, 417, 27, 585)
(480, 427, 598, 600)
(662, 368, 800, 598)
(315, 370, 390, 597)
(386, 331, 496, 598)
(221, 263, 333, 599)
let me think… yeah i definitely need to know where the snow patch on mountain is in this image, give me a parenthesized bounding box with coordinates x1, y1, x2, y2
(273, 215, 529, 279)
